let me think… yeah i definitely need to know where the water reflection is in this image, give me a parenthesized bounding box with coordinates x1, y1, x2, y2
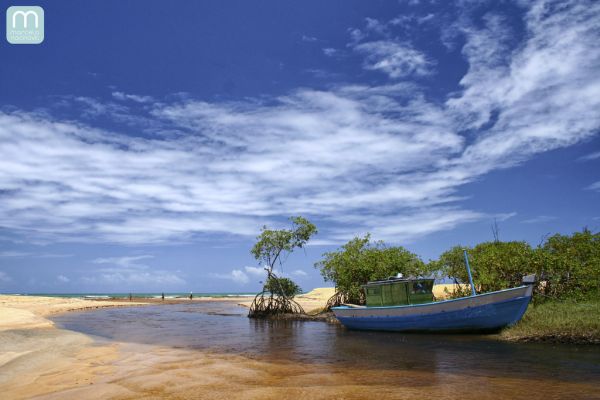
(53, 302, 600, 384)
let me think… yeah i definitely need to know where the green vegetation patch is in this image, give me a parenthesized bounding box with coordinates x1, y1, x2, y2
(501, 299, 600, 344)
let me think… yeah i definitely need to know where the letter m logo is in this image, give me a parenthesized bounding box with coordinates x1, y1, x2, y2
(6, 6, 44, 44)
(12, 10, 39, 29)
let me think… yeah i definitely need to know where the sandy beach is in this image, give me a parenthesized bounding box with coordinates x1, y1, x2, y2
(0, 292, 340, 399)
(0, 287, 421, 399)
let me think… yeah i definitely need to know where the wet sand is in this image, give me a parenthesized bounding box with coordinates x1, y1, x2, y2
(17, 341, 600, 400)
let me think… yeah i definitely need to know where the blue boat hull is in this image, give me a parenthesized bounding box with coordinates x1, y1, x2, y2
(332, 286, 533, 333)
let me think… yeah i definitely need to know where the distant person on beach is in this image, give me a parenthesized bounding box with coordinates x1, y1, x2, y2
(129, 293, 132, 301)
(161, 292, 165, 301)
(189, 292, 193, 300)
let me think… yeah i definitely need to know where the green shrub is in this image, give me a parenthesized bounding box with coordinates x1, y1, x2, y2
(537, 228, 600, 300)
(430, 241, 536, 297)
(430, 229, 600, 301)
(263, 276, 302, 298)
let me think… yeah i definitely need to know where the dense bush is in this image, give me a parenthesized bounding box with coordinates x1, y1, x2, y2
(537, 229, 600, 300)
(315, 234, 428, 304)
(430, 229, 600, 301)
(314, 228, 599, 306)
(430, 241, 537, 297)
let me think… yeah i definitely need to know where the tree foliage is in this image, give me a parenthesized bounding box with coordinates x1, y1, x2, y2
(264, 276, 302, 297)
(251, 216, 317, 275)
(538, 228, 600, 300)
(249, 216, 317, 317)
(315, 234, 428, 305)
(430, 241, 537, 297)
(430, 229, 600, 301)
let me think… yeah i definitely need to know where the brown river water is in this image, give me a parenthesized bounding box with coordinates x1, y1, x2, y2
(52, 302, 600, 400)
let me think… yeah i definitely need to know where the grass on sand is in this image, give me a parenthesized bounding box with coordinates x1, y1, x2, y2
(501, 298, 600, 344)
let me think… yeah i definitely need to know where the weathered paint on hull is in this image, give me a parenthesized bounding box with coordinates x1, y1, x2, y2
(332, 285, 533, 333)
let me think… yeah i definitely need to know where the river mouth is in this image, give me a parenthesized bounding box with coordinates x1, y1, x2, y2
(52, 301, 600, 397)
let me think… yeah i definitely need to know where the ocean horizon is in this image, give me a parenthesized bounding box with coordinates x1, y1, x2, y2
(1, 292, 258, 299)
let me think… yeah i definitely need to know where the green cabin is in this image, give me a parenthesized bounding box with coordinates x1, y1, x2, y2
(363, 276, 434, 307)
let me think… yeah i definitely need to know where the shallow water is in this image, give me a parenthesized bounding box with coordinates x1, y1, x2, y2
(53, 302, 600, 398)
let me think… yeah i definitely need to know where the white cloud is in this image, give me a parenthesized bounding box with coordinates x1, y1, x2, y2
(301, 35, 318, 42)
(348, 28, 366, 44)
(354, 41, 433, 78)
(579, 151, 600, 161)
(211, 266, 271, 285)
(291, 269, 308, 277)
(0, 0, 598, 248)
(210, 269, 250, 285)
(587, 181, 600, 192)
(521, 215, 558, 224)
(112, 91, 154, 103)
(84, 255, 185, 286)
(322, 48, 339, 57)
(82, 270, 184, 286)
(0, 251, 31, 257)
(364, 18, 389, 36)
(0, 271, 12, 282)
(0, 251, 71, 258)
(244, 266, 266, 277)
(57, 275, 70, 283)
(92, 255, 154, 268)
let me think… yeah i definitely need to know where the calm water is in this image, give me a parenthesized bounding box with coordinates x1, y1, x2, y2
(53, 302, 600, 382)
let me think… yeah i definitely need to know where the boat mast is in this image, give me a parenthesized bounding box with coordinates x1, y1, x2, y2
(463, 250, 477, 296)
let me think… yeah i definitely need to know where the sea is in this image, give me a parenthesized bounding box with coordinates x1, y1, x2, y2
(3, 292, 256, 299)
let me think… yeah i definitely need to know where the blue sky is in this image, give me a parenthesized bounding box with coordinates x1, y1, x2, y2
(1, 0, 599, 293)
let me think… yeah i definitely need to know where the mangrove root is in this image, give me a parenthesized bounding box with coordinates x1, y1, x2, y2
(248, 291, 305, 318)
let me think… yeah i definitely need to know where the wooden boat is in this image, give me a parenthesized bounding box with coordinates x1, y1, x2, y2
(332, 252, 535, 333)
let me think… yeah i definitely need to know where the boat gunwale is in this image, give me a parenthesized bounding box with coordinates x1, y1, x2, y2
(331, 285, 530, 311)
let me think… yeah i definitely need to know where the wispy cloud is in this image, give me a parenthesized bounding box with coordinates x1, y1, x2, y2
(353, 40, 433, 78)
(244, 266, 266, 277)
(0, 251, 31, 257)
(92, 255, 155, 268)
(322, 48, 339, 57)
(84, 255, 185, 286)
(521, 215, 557, 224)
(301, 35, 318, 42)
(211, 266, 308, 285)
(579, 151, 600, 162)
(112, 91, 154, 104)
(587, 181, 600, 192)
(210, 266, 270, 285)
(0, 271, 12, 282)
(0, 0, 598, 247)
(210, 269, 250, 285)
(0, 251, 72, 258)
